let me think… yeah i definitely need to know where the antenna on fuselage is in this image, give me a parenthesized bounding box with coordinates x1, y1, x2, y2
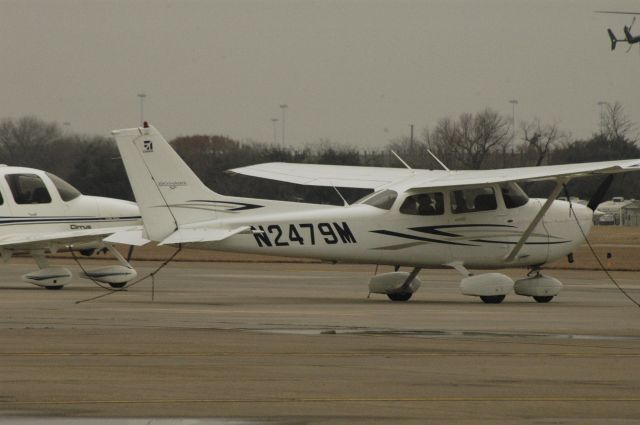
(427, 149, 450, 171)
(391, 150, 412, 169)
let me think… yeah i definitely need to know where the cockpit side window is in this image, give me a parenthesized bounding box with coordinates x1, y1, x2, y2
(500, 182, 529, 209)
(400, 192, 444, 216)
(5, 174, 52, 204)
(46, 172, 82, 202)
(450, 186, 497, 214)
(362, 190, 398, 210)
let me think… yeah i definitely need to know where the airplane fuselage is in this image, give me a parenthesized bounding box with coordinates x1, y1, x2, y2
(181, 191, 592, 269)
(0, 166, 141, 254)
(113, 124, 640, 303)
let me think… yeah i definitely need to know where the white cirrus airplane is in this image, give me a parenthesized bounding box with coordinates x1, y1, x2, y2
(0, 165, 146, 289)
(113, 123, 640, 304)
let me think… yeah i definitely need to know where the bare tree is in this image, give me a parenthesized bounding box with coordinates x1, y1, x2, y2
(428, 109, 511, 169)
(0, 116, 67, 171)
(520, 119, 570, 166)
(386, 135, 431, 169)
(425, 117, 458, 168)
(602, 101, 635, 142)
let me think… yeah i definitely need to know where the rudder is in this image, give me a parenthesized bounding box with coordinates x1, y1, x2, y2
(608, 29, 617, 50)
(112, 124, 221, 241)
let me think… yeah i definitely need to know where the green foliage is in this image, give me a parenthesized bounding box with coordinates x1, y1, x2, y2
(1, 113, 639, 205)
(545, 134, 640, 200)
(66, 137, 133, 200)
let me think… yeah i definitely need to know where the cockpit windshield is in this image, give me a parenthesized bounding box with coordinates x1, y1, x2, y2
(46, 172, 82, 202)
(500, 182, 529, 209)
(359, 190, 398, 210)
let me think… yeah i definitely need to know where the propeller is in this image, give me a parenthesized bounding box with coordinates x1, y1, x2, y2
(587, 174, 615, 211)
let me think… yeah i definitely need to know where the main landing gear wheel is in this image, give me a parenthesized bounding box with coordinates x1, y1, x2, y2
(387, 292, 413, 302)
(534, 296, 554, 303)
(109, 282, 127, 289)
(480, 295, 505, 304)
(44, 285, 64, 290)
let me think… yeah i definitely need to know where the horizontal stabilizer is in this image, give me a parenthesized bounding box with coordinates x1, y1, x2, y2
(103, 229, 151, 246)
(159, 226, 250, 246)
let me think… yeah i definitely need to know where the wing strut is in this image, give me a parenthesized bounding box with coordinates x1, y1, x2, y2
(505, 178, 568, 262)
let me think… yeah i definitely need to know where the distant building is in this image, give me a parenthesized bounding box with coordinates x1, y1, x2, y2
(621, 200, 640, 226)
(558, 196, 587, 205)
(595, 197, 640, 226)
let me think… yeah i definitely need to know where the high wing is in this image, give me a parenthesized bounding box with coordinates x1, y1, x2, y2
(0, 226, 147, 252)
(228, 162, 415, 189)
(229, 159, 640, 191)
(403, 159, 640, 191)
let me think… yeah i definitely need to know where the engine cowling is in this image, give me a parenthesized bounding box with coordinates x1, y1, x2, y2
(22, 267, 73, 288)
(369, 271, 422, 295)
(514, 274, 562, 297)
(81, 265, 137, 285)
(460, 273, 514, 297)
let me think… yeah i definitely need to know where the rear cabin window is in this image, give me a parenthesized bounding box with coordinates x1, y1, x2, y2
(500, 182, 529, 209)
(362, 190, 398, 210)
(450, 187, 497, 214)
(400, 192, 444, 216)
(46, 172, 81, 202)
(5, 174, 52, 204)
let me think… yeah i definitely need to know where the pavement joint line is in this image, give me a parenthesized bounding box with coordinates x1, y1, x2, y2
(1, 352, 639, 357)
(2, 397, 640, 405)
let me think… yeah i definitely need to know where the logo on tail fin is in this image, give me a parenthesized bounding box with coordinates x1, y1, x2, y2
(143, 140, 153, 153)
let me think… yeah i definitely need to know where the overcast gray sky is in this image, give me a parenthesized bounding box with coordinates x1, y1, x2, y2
(0, 0, 638, 148)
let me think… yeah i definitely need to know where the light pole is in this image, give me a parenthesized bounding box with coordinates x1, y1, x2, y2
(509, 99, 518, 148)
(137, 93, 147, 125)
(597, 101, 607, 135)
(409, 124, 414, 151)
(271, 118, 279, 145)
(279, 104, 288, 147)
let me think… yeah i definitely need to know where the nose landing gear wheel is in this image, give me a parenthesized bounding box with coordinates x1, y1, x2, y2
(534, 296, 554, 303)
(387, 292, 413, 301)
(44, 285, 64, 290)
(480, 295, 505, 304)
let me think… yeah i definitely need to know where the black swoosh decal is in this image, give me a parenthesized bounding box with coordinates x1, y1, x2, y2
(371, 229, 476, 246)
(410, 224, 516, 237)
(187, 200, 263, 211)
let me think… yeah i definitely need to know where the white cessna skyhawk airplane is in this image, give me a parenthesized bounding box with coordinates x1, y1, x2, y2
(0, 165, 144, 289)
(113, 123, 640, 303)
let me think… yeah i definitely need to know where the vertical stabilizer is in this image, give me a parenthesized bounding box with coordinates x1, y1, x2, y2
(624, 25, 634, 43)
(608, 29, 618, 50)
(112, 124, 221, 241)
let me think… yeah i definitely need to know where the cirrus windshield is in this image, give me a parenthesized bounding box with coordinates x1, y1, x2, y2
(46, 172, 82, 202)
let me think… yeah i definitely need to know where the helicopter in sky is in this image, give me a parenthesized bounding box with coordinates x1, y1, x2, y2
(596, 11, 640, 51)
